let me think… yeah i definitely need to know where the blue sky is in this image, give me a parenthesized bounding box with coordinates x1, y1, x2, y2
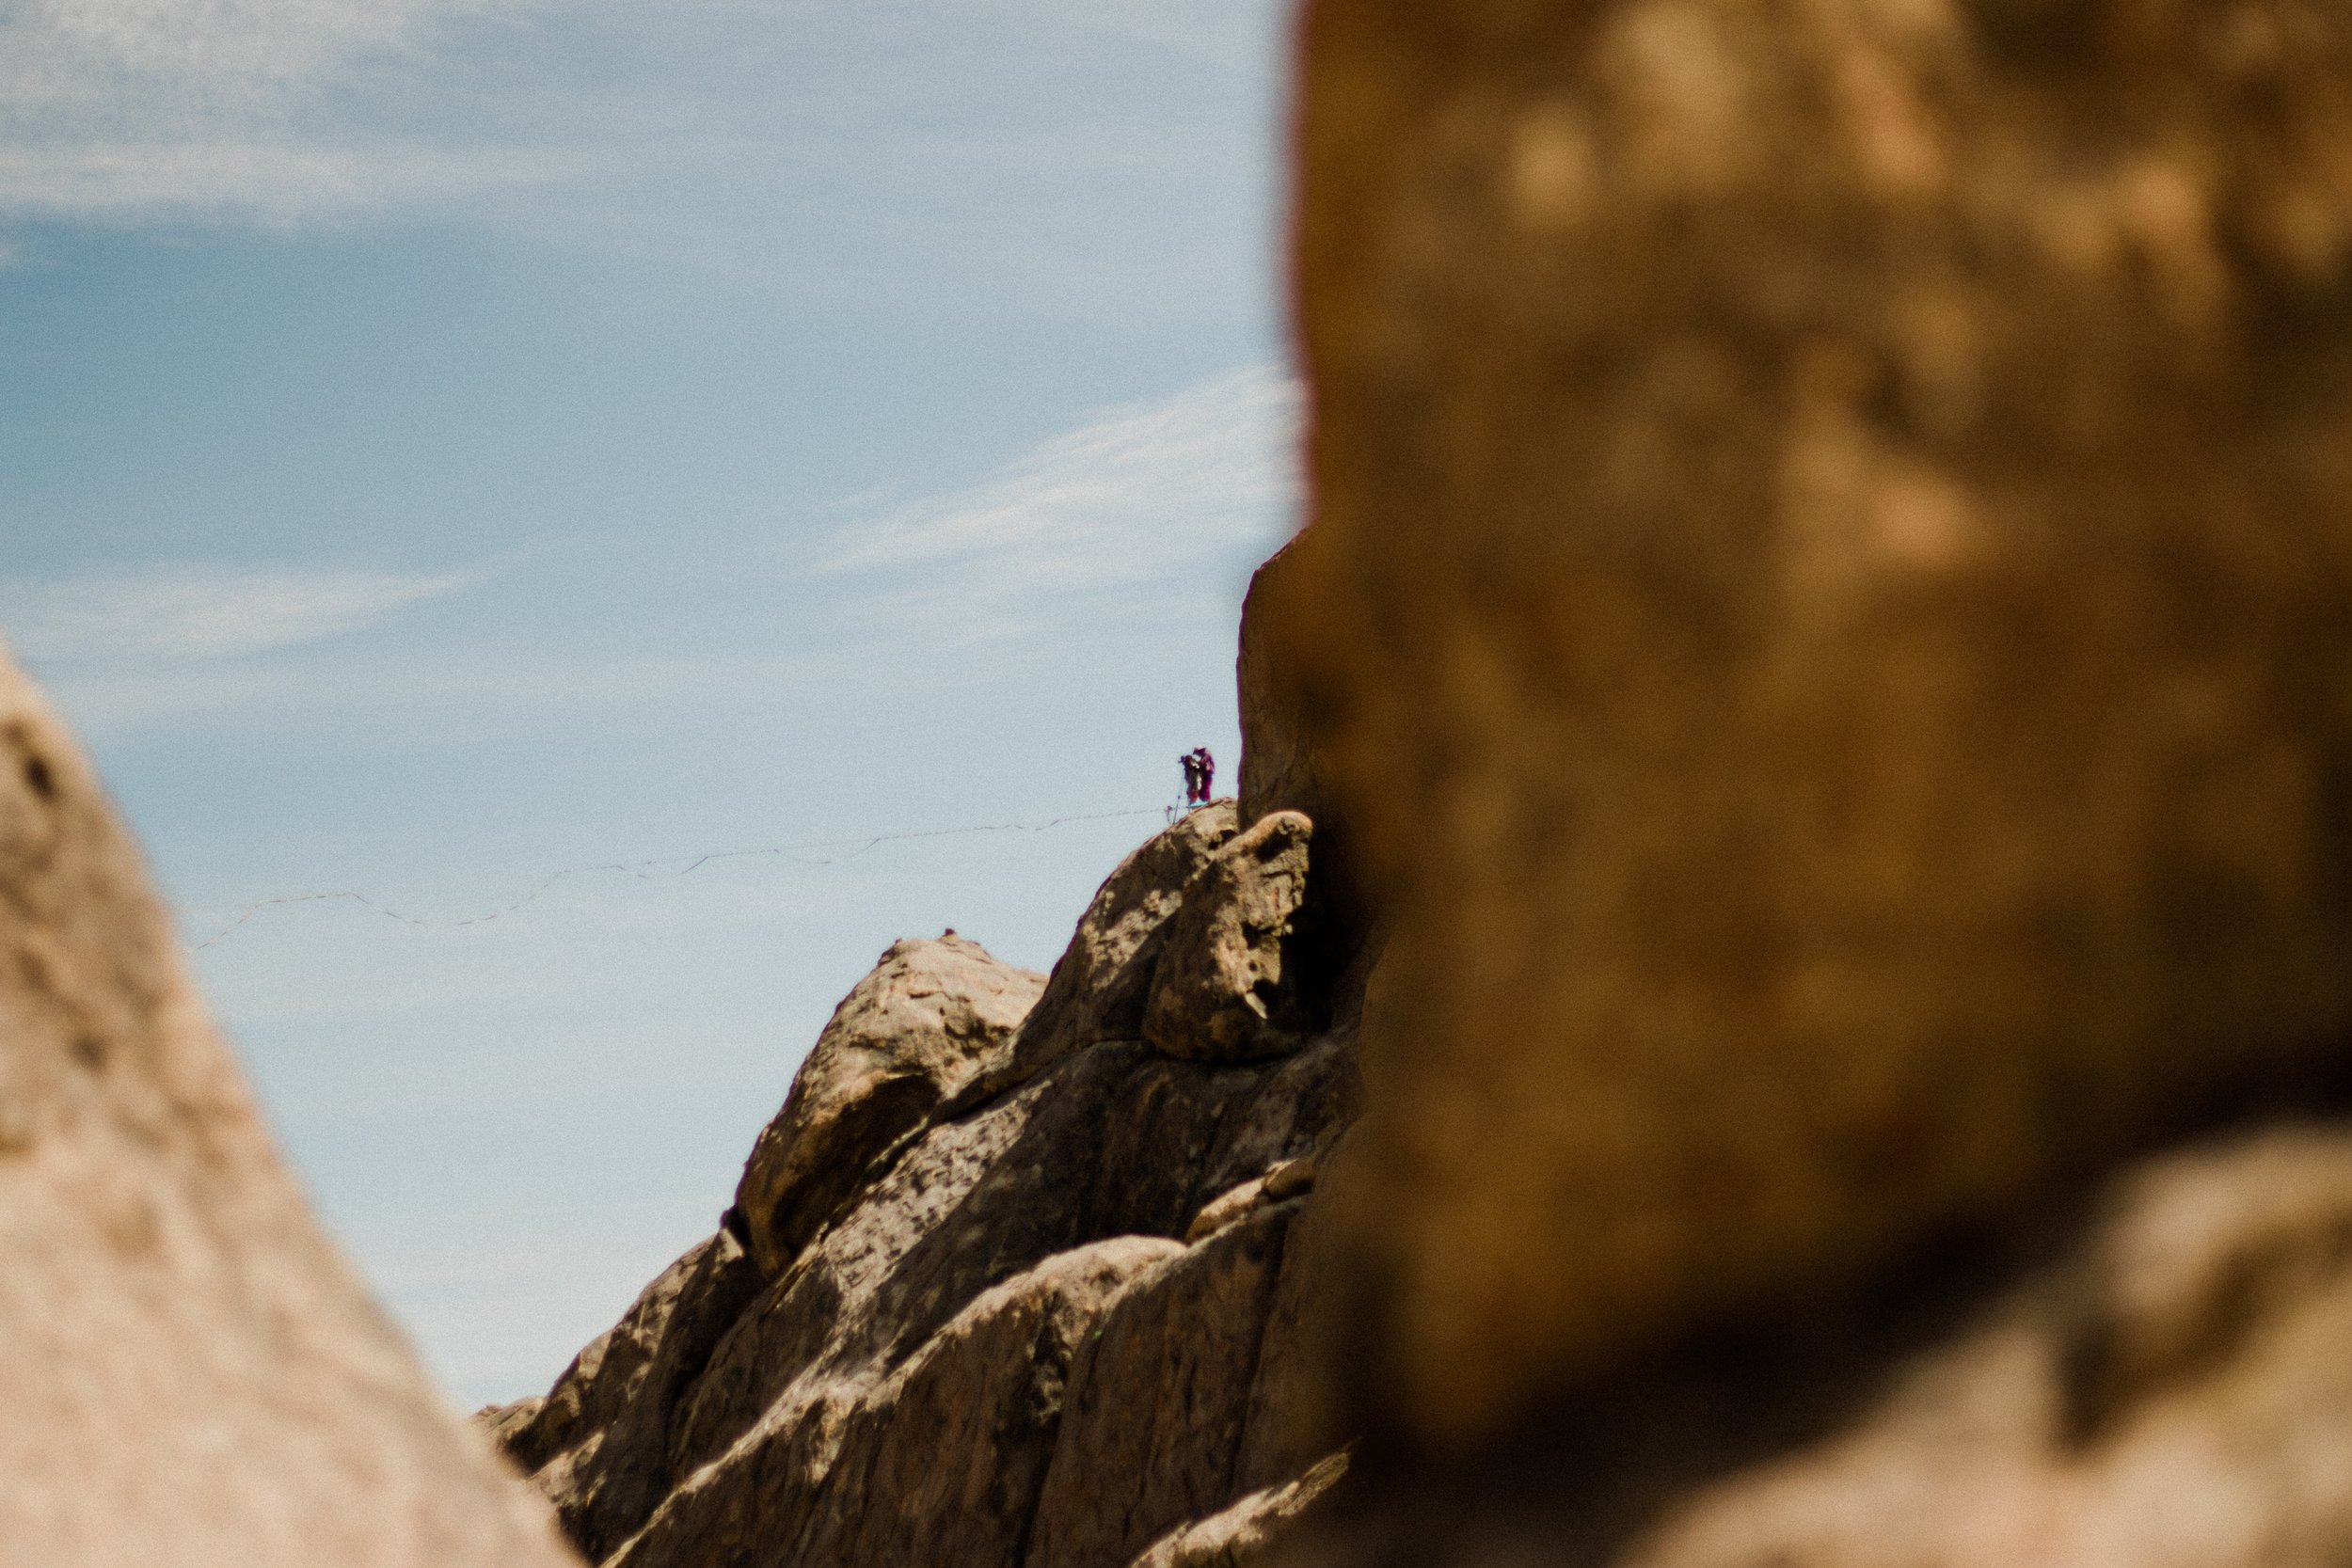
(0, 0, 1295, 1405)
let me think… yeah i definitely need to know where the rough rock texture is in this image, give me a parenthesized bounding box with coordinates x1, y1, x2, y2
(1130, 1454, 1351, 1568)
(0, 646, 580, 1566)
(495, 808, 1361, 1568)
(1026, 1203, 1298, 1568)
(733, 932, 1043, 1275)
(1144, 812, 1324, 1065)
(1282, 0, 2352, 1449)
(492, 1232, 765, 1561)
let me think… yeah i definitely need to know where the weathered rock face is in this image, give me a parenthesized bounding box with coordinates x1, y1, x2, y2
(733, 932, 1044, 1275)
(1144, 812, 1325, 1065)
(0, 647, 580, 1567)
(1282, 0, 2352, 1450)
(490, 1232, 765, 1561)
(1130, 1454, 1350, 1568)
(1003, 804, 1241, 1085)
(492, 807, 1361, 1568)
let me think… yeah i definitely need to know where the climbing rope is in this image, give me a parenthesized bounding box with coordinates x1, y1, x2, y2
(187, 804, 1166, 952)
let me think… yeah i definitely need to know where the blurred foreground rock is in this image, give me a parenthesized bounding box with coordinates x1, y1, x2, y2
(1261, 0, 2352, 1561)
(1303, 1121, 2352, 1568)
(1285, 0, 2352, 1451)
(0, 648, 579, 1567)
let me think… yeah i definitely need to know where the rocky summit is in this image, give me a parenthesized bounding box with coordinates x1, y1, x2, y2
(479, 784, 1365, 1568)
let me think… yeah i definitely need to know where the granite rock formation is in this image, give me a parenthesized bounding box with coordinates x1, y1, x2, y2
(1234, 541, 1331, 838)
(487, 802, 1361, 1568)
(0, 647, 580, 1568)
(733, 933, 1046, 1275)
(1143, 811, 1327, 1065)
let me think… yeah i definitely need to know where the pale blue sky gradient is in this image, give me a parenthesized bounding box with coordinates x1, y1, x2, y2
(0, 0, 1295, 1404)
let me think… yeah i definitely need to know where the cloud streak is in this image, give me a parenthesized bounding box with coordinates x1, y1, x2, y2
(828, 363, 1299, 634)
(0, 0, 1277, 225)
(0, 0, 548, 217)
(0, 563, 472, 663)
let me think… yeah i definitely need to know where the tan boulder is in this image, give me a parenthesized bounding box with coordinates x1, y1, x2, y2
(998, 802, 1240, 1085)
(1143, 811, 1322, 1064)
(499, 822, 1361, 1566)
(0, 648, 579, 1566)
(488, 1230, 763, 1561)
(1285, 0, 2352, 1448)
(732, 930, 1042, 1275)
(1123, 1452, 1349, 1568)
(1025, 1202, 1299, 1568)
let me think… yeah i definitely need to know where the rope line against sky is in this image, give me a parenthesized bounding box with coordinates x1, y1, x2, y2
(186, 803, 1174, 953)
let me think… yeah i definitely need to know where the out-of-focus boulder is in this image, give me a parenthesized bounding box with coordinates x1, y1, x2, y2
(1317, 1124, 2352, 1568)
(1285, 0, 2352, 1449)
(1144, 812, 1325, 1064)
(0, 647, 579, 1567)
(733, 932, 1043, 1275)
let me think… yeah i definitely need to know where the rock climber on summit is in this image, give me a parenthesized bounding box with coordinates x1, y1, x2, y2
(1180, 747, 1216, 807)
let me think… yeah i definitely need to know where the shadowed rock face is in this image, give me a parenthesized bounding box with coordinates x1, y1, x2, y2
(1282, 0, 2352, 1449)
(0, 647, 580, 1568)
(1145, 812, 1327, 1065)
(1237, 542, 1332, 839)
(1308, 1123, 2352, 1568)
(488, 808, 1363, 1568)
(495, 1233, 765, 1562)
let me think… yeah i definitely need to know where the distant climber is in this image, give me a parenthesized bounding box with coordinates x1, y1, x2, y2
(1184, 747, 1216, 806)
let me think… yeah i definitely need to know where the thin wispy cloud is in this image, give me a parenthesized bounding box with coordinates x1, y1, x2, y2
(0, 0, 1273, 226)
(1, 0, 474, 107)
(0, 0, 548, 217)
(0, 563, 472, 664)
(830, 363, 1299, 627)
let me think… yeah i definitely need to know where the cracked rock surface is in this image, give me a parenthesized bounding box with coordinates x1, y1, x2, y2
(486, 804, 1362, 1568)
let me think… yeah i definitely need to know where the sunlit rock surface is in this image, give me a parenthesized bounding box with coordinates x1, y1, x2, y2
(488, 807, 1361, 1568)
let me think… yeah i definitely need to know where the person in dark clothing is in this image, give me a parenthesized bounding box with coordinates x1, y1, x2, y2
(1181, 752, 1202, 805)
